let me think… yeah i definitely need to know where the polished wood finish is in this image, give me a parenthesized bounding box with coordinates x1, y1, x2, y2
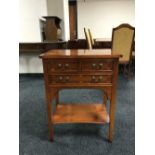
(53, 104, 109, 124)
(40, 49, 120, 142)
(40, 49, 120, 59)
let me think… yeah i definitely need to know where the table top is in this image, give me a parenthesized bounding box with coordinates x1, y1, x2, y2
(40, 49, 121, 59)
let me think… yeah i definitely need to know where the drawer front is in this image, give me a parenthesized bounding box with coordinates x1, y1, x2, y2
(47, 60, 79, 73)
(81, 75, 112, 83)
(48, 75, 81, 84)
(81, 59, 113, 71)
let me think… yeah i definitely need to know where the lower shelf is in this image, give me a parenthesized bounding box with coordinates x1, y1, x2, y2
(53, 103, 109, 124)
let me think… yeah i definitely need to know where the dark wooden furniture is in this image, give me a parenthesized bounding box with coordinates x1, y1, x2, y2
(43, 16, 62, 41)
(40, 49, 121, 142)
(19, 42, 67, 53)
(67, 39, 87, 49)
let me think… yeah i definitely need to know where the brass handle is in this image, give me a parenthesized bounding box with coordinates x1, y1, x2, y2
(92, 76, 96, 80)
(99, 76, 103, 80)
(58, 64, 62, 68)
(92, 76, 95, 80)
(65, 63, 69, 68)
(99, 63, 103, 69)
(92, 63, 97, 69)
(99, 76, 103, 81)
(59, 76, 63, 81)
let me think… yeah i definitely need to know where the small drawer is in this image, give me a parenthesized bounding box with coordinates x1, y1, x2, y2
(47, 60, 79, 73)
(48, 75, 80, 84)
(81, 59, 113, 71)
(81, 75, 112, 83)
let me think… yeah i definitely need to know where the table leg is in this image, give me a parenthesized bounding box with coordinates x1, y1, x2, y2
(108, 98, 116, 143)
(46, 98, 54, 141)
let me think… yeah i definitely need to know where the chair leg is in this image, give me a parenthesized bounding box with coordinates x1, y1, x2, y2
(123, 64, 127, 77)
(123, 63, 132, 79)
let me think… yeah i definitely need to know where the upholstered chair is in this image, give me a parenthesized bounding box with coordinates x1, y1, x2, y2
(112, 24, 135, 78)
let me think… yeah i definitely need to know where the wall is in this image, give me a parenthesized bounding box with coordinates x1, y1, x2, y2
(19, 0, 69, 73)
(77, 0, 135, 39)
(62, 0, 70, 41)
(19, 0, 47, 73)
(19, 0, 47, 42)
(19, 53, 43, 73)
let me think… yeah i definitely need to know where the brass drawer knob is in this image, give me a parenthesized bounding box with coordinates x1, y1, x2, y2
(92, 63, 97, 69)
(65, 63, 69, 68)
(99, 76, 103, 81)
(58, 64, 62, 68)
(92, 76, 96, 80)
(59, 76, 63, 80)
(92, 76, 98, 82)
(99, 63, 103, 69)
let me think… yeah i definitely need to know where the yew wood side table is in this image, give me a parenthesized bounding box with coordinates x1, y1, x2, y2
(40, 49, 120, 142)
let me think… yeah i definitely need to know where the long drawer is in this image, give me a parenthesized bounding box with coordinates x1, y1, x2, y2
(48, 74, 112, 84)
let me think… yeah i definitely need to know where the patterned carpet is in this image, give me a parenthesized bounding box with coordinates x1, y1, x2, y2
(19, 74, 135, 155)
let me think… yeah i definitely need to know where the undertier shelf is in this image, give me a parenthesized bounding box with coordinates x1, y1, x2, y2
(53, 103, 109, 124)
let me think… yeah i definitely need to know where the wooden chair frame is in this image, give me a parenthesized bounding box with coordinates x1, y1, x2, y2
(84, 27, 92, 49)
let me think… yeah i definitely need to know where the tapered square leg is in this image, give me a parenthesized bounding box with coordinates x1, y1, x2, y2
(108, 99, 116, 143)
(47, 102, 54, 142)
(49, 127, 54, 142)
(108, 123, 114, 143)
(46, 93, 55, 142)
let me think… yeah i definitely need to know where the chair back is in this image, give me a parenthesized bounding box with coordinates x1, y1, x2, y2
(88, 29, 95, 46)
(84, 28, 92, 49)
(112, 24, 135, 63)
